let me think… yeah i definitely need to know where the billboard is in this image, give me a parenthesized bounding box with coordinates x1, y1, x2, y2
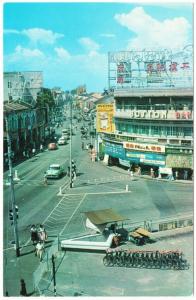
(125, 150, 165, 166)
(123, 142, 165, 153)
(104, 141, 125, 159)
(108, 45, 193, 89)
(96, 104, 115, 133)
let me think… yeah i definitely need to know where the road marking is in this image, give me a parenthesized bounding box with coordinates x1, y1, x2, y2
(59, 193, 87, 236)
(64, 190, 132, 196)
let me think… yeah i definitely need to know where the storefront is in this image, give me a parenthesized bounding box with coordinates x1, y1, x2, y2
(125, 150, 166, 167)
(104, 141, 125, 159)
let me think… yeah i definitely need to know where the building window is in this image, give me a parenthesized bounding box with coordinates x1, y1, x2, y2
(151, 126, 159, 135)
(184, 127, 193, 137)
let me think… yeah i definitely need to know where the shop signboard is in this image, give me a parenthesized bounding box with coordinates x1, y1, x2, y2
(96, 104, 115, 133)
(126, 150, 165, 166)
(104, 141, 125, 159)
(123, 142, 165, 153)
(166, 154, 193, 168)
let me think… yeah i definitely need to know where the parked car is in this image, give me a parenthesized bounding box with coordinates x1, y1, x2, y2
(45, 164, 65, 179)
(48, 143, 58, 150)
(58, 137, 67, 145)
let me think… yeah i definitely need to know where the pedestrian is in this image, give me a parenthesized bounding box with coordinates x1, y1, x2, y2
(127, 167, 131, 177)
(20, 279, 27, 296)
(32, 148, 36, 156)
(35, 241, 44, 262)
(81, 142, 84, 150)
(40, 144, 43, 152)
(150, 168, 155, 178)
(38, 224, 48, 245)
(184, 170, 188, 180)
(137, 166, 141, 176)
(67, 166, 70, 177)
(175, 171, 178, 180)
(30, 224, 39, 246)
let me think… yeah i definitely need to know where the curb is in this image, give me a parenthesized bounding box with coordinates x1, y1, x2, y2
(104, 164, 193, 185)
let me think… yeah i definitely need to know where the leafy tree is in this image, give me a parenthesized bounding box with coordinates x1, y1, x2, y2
(36, 88, 55, 108)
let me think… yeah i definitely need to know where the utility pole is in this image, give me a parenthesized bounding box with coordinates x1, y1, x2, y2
(5, 115, 20, 257)
(52, 255, 57, 296)
(69, 95, 73, 188)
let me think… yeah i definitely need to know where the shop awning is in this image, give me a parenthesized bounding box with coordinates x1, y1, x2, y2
(83, 208, 127, 225)
(135, 227, 150, 237)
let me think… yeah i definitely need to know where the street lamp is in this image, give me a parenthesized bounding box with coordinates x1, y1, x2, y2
(69, 94, 73, 188)
(5, 115, 20, 257)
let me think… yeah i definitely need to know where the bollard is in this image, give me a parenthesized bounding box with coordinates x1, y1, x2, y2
(125, 185, 129, 192)
(14, 170, 20, 182)
(58, 187, 63, 196)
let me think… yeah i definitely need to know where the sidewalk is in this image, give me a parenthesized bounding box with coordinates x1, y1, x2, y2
(104, 164, 193, 185)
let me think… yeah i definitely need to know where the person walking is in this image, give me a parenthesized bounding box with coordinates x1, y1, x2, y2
(35, 241, 44, 262)
(40, 144, 44, 152)
(137, 166, 141, 176)
(38, 224, 48, 245)
(150, 168, 155, 178)
(184, 170, 188, 180)
(30, 225, 39, 246)
(32, 148, 36, 156)
(20, 279, 27, 296)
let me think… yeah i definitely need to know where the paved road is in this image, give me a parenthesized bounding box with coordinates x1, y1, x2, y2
(3, 120, 193, 296)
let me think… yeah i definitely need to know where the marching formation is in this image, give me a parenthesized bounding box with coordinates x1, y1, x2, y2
(103, 249, 190, 270)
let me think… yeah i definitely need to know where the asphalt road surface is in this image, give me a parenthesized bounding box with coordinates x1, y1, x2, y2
(3, 119, 193, 296)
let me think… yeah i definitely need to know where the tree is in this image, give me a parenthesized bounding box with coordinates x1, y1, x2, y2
(36, 88, 55, 108)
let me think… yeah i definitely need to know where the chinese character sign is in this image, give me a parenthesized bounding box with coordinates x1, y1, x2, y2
(96, 104, 115, 133)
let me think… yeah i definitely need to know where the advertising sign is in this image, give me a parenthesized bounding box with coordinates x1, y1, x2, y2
(108, 46, 193, 89)
(126, 151, 165, 166)
(123, 142, 165, 153)
(97, 104, 115, 133)
(104, 141, 125, 159)
(166, 154, 193, 168)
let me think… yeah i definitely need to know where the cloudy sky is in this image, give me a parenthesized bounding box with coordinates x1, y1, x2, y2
(3, 1, 193, 92)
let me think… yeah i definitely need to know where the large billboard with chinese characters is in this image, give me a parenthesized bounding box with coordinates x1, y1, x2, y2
(108, 46, 193, 89)
(123, 142, 165, 153)
(96, 104, 115, 133)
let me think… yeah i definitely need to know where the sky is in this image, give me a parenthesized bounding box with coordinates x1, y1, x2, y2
(3, 1, 193, 92)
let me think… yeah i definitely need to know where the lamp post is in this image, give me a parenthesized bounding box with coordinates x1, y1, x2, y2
(5, 115, 20, 257)
(69, 95, 73, 188)
(52, 255, 57, 296)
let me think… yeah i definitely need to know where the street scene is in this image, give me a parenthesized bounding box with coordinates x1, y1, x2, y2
(3, 1, 194, 298)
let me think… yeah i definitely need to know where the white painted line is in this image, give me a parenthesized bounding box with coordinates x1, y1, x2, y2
(59, 193, 87, 235)
(64, 191, 132, 196)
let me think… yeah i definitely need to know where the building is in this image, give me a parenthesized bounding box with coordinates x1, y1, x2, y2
(4, 71, 43, 105)
(100, 47, 193, 179)
(3, 102, 47, 164)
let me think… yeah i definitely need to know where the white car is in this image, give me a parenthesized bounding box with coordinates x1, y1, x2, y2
(58, 137, 67, 145)
(46, 164, 65, 179)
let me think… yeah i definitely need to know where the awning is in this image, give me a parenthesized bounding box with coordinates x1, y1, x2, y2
(129, 232, 142, 238)
(135, 227, 150, 237)
(83, 208, 127, 225)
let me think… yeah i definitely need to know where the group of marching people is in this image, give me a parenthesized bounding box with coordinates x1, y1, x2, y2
(30, 224, 48, 262)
